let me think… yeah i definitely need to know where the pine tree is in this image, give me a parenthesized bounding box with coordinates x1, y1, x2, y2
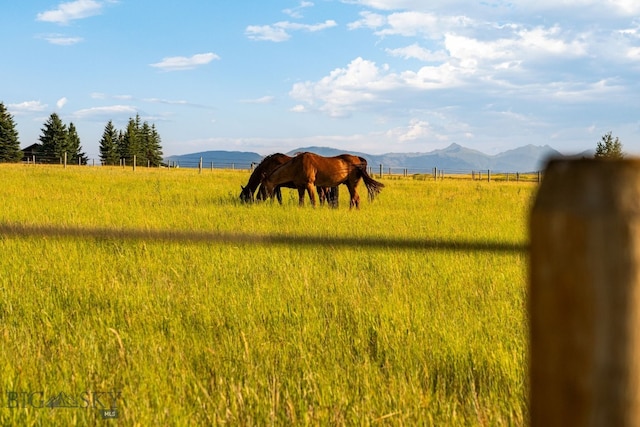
(105, 114, 164, 167)
(117, 130, 126, 161)
(67, 122, 88, 165)
(147, 124, 164, 166)
(39, 113, 68, 163)
(122, 116, 142, 165)
(99, 120, 120, 165)
(0, 102, 23, 163)
(594, 132, 624, 159)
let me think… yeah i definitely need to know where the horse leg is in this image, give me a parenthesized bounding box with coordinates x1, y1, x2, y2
(306, 183, 317, 207)
(347, 185, 360, 209)
(276, 186, 283, 205)
(317, 186, 326, 206)
(297, 187, 306, 206)
(331, 186, 339, 208)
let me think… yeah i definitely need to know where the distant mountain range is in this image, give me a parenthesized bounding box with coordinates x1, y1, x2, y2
(164, 143, 563, 173)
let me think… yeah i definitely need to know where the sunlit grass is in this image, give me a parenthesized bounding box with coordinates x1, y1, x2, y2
(0, 164, 533, 425)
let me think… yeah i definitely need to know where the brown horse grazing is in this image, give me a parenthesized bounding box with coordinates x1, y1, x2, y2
(240, 153, 291, 203)
(261, 152, 384, 208)
(240, 153, 339, 206)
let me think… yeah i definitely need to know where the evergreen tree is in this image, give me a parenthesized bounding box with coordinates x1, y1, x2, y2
(0, 102, 23, 163)
(147, 124, 164, 166)
(99, 120, 120, 165)
(122, 116, 142, 165)
(67, 122, 88, 165)
(103, 114, 164, 167)
(39, 113, 68, 163)
(117, 129, 126, 161)
(595, 132, 624, 159)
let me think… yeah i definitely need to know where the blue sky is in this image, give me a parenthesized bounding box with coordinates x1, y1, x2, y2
(2, 0, 640, 159)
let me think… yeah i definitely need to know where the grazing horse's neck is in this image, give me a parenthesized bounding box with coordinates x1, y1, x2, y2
(246, 166, 267, 192)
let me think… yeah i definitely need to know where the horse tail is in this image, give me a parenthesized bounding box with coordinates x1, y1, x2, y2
(356, 157, 385, 201)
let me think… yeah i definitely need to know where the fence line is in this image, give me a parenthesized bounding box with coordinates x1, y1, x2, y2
(12, 155, 543, 183)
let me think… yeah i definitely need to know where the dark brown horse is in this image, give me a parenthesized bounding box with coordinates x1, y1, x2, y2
(240, 153, 291, 203)
(240, 153, 339, 206)
(261, 152, 383, 208)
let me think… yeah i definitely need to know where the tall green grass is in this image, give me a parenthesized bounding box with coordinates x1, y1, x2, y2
(0, 164, 532, 425)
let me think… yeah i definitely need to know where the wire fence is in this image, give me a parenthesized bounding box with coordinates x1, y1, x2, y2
(14, 154, 542, 183)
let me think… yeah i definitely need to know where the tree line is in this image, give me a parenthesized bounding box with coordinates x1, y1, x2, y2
(0, 101, 163, 166)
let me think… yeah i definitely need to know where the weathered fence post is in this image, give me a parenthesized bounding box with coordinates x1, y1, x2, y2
(199, 157, 203, 174)
(379, 164, 383, 179)
(530, 158, 640, 426)
(64, 152, 67, 168)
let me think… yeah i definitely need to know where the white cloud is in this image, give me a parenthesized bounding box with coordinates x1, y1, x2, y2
(246, 20, 338, 42)
(442, 26, 588, 74)
(343, 0, 640, 15)
(57, 97, 68, 109)
(149, 53, 220, 71)
(349, 10, 472, 38)
(7, 101, 48, 114)
(391, 119, 435, 142)
(289, 57, 465, 117)
(628, 47, 640, 60)
(283, 1, 314, 18)
(386, 43, 448, 62)
(245, 24, 291, 42)
(240, 96, 276, 104)
(40, 34, 83, 45)
(290, 57, 392, 117)
(144, 98, 189, 106)
(72, 105, 137, 120)
(347, 11, 386, 30)
(36, 0, 104, 25)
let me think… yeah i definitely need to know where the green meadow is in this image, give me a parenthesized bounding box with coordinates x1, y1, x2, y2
(0, 164, 533, 425)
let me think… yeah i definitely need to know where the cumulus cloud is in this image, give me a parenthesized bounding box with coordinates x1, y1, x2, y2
(149, 53, 220, 71)
(289, 57, 467, 117)
(57, 97, 68, 109)
(36, 0, 105, 25)
(246, 20, 337, 42)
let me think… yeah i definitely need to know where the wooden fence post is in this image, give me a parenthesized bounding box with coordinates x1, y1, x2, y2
(530, 158, 640, 426)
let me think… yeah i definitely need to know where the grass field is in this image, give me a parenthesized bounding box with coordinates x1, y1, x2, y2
(0, 164, 533, 425)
